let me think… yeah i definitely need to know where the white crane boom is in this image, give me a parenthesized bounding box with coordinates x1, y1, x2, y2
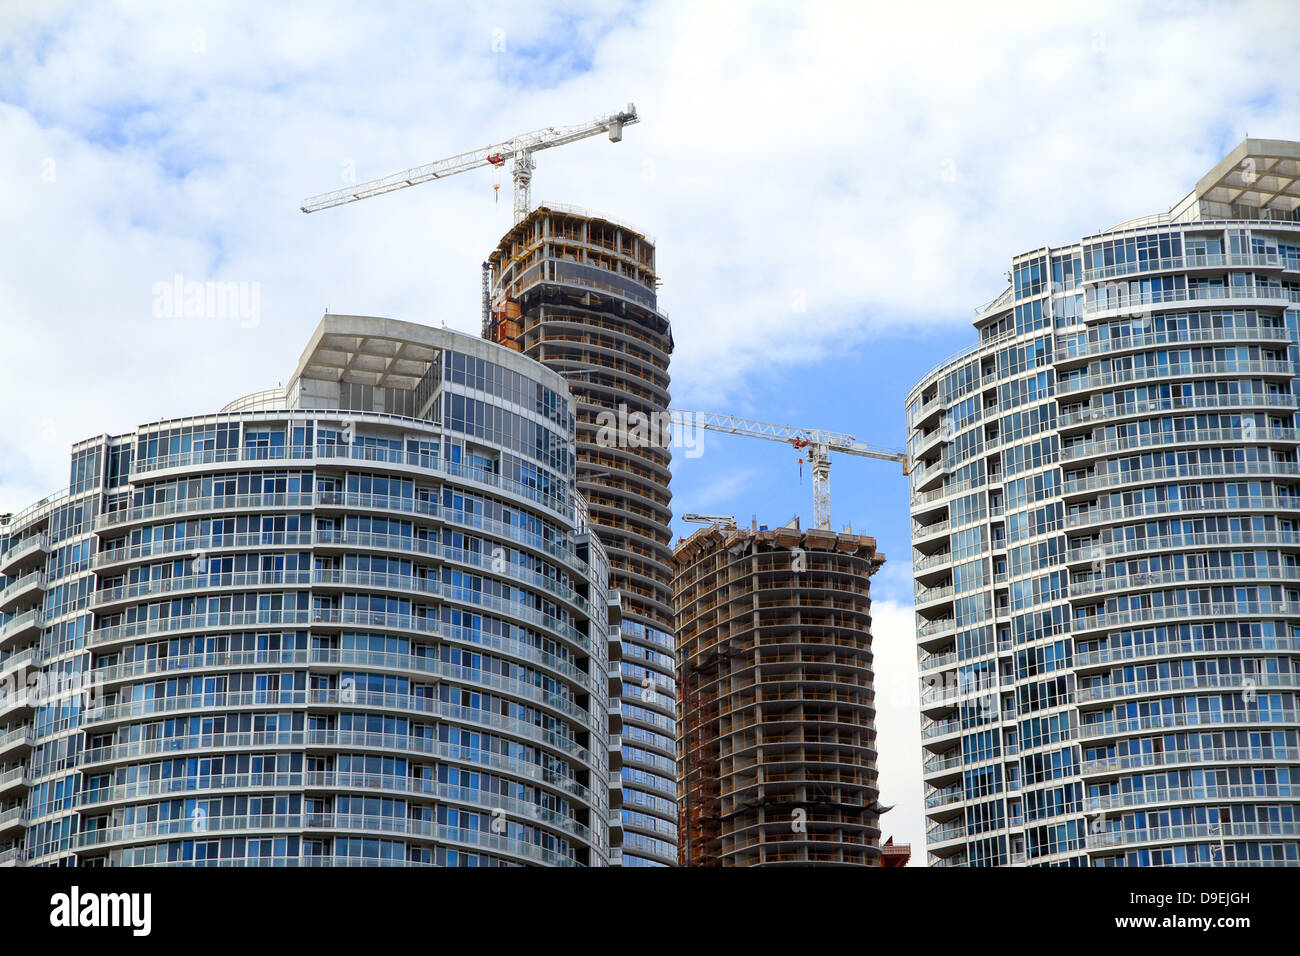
(682, 513, 737, 526)
(300, 104, 639, 223)
(670, 408, 909, 532)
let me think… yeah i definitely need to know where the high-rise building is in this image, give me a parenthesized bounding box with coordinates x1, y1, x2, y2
(674, 520, 885, 866)
(0, 314, 622, 867)
(487, 203, 678, 866)
(907, 138, 1300, 866)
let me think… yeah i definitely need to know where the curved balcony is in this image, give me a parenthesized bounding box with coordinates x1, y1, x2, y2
(92, 531, 313, 571)
(0, 572, 43, 615)
(0, 647, 36, 682)
(912, 551, 955, 582)
(1082, 283, 1300, 321)
(128, 445, 574, 523)
(99, 491, 320, 530)
(0, 535, 46, 578)
(911, 424, 947, 461)
(0, 726, 32, 761)
(916, 617, 958, 652)
(88, 646, 592, 726)
(1070, 562, 1300, 599)
(920, 715, 966, 742)
(914, 583, 954, 612)
(0, 610, 41, 653)
(1076, 635, 1300, 668)
(1058, 323, 1293, 366)
(1081, 745, 1300, 777)
(921, 751, 965, 785)
(911, 475, 986, 509)
(94, 509, 585, 576)
(84, 688, 591, 774)
(1058, 359, 1295, 396)
(80, 772, 595, 847)
(79, 813, 579, 867)
(1081, 251, 1291, 284)
(90, 601, 591, 661)
(913, 518, 952, 544)
(93, 557, 590, 621)
(1072, 599, 1300, 638)
(925, 784, 966, 812)
(0, 766, 27, 798)
(1088, 819, 1300, 851)
(1059, 392, 1300, 430)
(80, 729, 596, 805)
(918, 649, 957, 673)
(1061, 426, 1299, 464)
(1085, 782, 1297, 813)
(1065, 495, 1300, 533)
(1076, 671, 1300, 704)
(1068, 528, 1300, 566)
(1062, 459, 1300, 496)
(0, 806, 26, 838)
(925, 821, 967, 851)
(1078, 707, 1300, 741)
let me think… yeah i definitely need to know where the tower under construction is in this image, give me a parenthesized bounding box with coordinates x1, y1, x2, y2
(486, 203, 678, 866)
(674, 520, 886, 866)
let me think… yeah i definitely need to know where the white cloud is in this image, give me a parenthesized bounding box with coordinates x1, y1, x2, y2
(3, 0, 1298, 505)
(871, 598, 924, 863)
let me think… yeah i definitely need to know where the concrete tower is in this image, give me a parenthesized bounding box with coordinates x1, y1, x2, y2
(674, 521, 885, 866)
(487, 203, 678, 866)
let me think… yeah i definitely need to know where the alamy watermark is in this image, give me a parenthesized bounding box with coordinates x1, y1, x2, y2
(594, 405, 704, 459)
(152, 273, 260, 328)
(0, 669, 105, 714)
(50, 886, 151, 936)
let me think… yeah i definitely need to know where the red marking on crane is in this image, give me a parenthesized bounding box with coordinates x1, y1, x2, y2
(487, 153, 506, 167)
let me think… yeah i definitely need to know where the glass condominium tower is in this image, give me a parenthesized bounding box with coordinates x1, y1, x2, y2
(908, 139, 1300, 867)
(0, 314, 621, 867)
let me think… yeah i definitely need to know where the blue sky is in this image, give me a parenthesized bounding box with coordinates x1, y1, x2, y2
(669, 324, 973, 599)
(3, 0, 1300, 861)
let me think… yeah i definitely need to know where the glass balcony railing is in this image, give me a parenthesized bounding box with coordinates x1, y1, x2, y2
(1059, 392, 1299, 428)
(1058, 359, 1296, 394)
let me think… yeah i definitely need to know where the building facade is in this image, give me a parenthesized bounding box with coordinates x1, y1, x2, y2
(487, 203, 679, 866)
(674, 520, 884, 866)
(907, 139, 1300, 866)
(0, 314, 621, 867)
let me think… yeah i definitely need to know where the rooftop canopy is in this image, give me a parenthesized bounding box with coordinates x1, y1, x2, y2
(290, 314, 443, 392)
(1176, 137, 1300, 218)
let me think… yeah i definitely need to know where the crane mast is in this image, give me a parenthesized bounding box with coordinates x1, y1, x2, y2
(670, 408, 910, 532)
(300, 104, 639, 223)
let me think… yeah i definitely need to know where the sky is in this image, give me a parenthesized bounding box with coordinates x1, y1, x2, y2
(3, 0, 1300, 863)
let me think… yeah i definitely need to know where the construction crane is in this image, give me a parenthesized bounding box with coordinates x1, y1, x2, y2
(682, 513, 736, 526)
(300, 104, 640, 224)
(670, 409, 910, 532)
